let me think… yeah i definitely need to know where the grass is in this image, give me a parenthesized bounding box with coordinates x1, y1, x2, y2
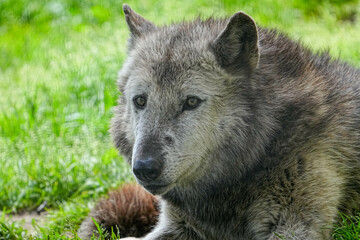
(0, 0, 359, 239)
(333, 213, 360, 240)
(0, 211, 27, 240)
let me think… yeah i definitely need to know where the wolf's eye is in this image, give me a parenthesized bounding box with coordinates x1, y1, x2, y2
(183, 96, 202, 111)
(133, 95, 147, 109)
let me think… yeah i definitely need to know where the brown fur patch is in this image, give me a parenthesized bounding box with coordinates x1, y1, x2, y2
(77, 184, 159, 239)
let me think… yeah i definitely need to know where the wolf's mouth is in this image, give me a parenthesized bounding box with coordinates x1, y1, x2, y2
(141, 182, 171, 195)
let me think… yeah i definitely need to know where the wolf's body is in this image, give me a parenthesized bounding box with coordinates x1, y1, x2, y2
(78, 5, 360, 240)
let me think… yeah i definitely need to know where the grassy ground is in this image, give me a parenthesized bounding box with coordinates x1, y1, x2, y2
(0, 0, 359, 239)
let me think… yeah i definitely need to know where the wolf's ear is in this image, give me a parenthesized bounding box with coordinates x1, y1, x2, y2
(123, 4, 156, 48)
(210, 12, 259, 75)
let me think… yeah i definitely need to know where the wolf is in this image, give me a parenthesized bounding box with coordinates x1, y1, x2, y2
(79, 4, 360, 240)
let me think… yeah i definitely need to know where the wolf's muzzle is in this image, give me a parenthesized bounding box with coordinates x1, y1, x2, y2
(133, 157, 163, 183)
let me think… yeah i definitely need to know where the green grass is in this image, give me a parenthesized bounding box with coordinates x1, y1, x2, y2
(0, 211, 27, 240)
(0, 0, 359, 239)
(333, 213, 360, 240)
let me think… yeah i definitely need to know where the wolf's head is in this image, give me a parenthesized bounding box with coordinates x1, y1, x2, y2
(111, 5, 264, 195)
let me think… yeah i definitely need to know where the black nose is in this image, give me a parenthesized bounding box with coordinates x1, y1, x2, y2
(133, 158, 162, 182)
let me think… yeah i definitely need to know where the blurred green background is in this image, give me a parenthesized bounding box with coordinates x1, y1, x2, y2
(0, 0, 359, 239)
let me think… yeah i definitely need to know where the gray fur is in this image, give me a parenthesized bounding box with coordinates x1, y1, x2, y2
(110, 5, 360, 240)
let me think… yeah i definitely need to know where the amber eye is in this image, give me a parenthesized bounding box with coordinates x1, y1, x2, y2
(133, 95, 147, 109)
(183, 96, 202, 111)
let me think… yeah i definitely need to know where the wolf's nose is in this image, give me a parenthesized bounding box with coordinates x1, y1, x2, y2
(133, 158, 162, 182)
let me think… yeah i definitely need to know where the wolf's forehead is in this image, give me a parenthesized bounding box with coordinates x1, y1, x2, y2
(131, 54, 190, 87)
(133, 22, 223, 86)
(134, 46, 195, 86)
(149, 22, 218, 53)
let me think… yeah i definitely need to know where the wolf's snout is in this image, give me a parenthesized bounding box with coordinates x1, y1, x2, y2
(133, 158, 162, 182)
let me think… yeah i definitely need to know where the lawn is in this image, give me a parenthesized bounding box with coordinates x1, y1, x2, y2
(0, 0, 359, 239)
